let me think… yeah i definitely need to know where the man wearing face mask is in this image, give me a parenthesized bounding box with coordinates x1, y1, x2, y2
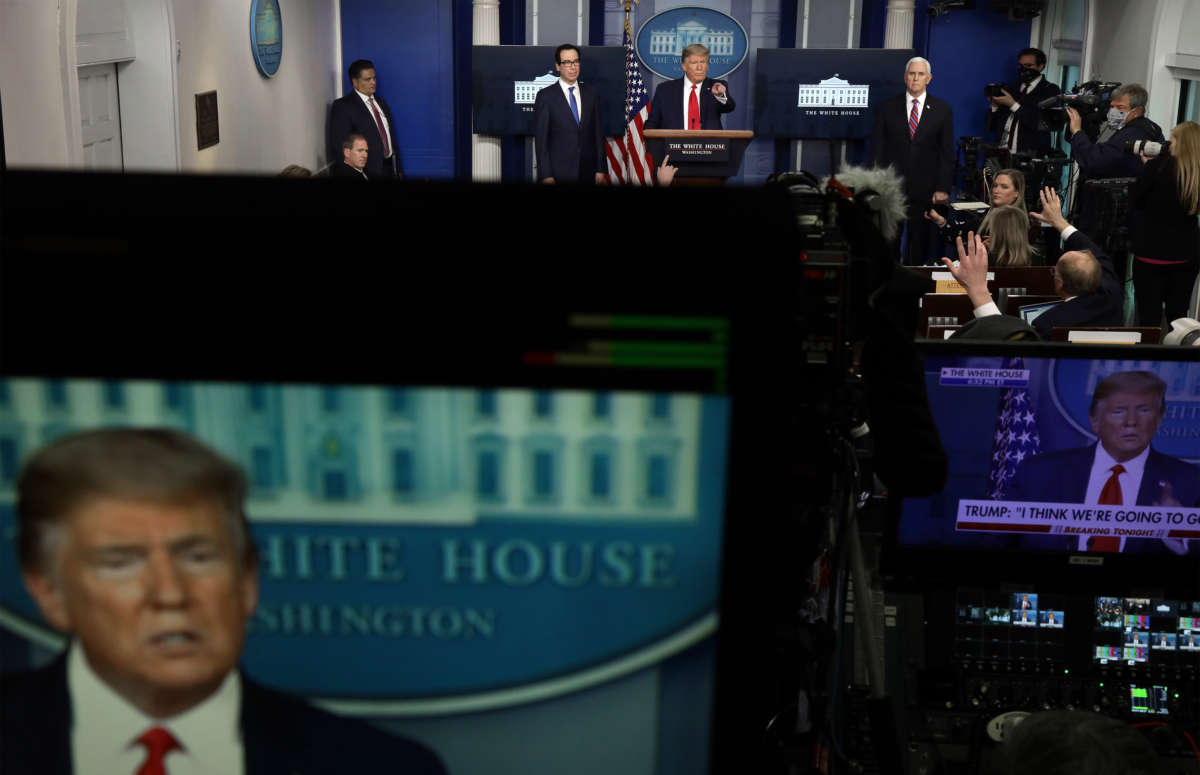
(1066, 84, 1164, 263)
(1065, 84, 1163, 181)
(987, 47, 1060, 156)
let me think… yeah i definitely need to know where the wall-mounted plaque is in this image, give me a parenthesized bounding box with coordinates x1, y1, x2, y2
(196, 91, 219, 150)
(250, 0, 283, 78)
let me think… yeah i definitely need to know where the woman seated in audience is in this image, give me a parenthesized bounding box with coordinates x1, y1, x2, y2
(976, 204, 1032, 267)
(1130, 120, 1200, 329)
(924, 168, 1028, 246)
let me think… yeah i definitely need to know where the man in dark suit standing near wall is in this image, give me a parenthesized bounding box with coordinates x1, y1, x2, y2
(534, 44, 606, 184)
(987, 47, 1061, 156)
(871, 57, 955, 265)
(328, 59, 403, 179)
(0, 428, 446, 775)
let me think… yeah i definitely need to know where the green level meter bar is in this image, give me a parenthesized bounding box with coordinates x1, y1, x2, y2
(588, 340, 727, 356)
(554, 352, 726, 369)
(571, 314, 729, 332)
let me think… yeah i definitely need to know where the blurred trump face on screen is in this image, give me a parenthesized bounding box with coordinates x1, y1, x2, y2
(1087, 372, 1166, 463)
(18, 428, 259, 718)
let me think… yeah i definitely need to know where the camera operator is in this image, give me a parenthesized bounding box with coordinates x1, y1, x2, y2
(987, 48, 1061, 155)
(1065, 84, 1163, 181)
(1066, 84, 1164, 263)
(1130, 121, 1200, 330)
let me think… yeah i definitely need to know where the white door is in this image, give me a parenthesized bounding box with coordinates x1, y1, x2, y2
(78, 63, 123, 169)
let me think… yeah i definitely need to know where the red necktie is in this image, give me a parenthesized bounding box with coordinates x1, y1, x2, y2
(688, 85, 700, 130)
(135, 727, 180, 775)
(368, 97, 391, 158)
(1089, 464, 1125, 552)
(908, 98, 919, 138)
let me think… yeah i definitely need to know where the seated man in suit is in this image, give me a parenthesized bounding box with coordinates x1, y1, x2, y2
(644, 43, 735, 163)
(533, 43, 607, 185)
(0, 428, 446, 775)
(987, 47, 1061, 157)
(944, 187, 1123, 339)
(328, 59, 403, 179)
(331, 133, 371, 180)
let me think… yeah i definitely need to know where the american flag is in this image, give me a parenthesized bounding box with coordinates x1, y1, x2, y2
(988, 357, 1041, 499)
(605, 12, 654, 185)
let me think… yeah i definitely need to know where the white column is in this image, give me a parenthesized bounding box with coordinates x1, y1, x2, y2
(472, 0, 502, 182)
(883, 0, 915, 49)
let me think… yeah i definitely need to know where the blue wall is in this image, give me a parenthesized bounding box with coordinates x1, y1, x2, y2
(339, 0, 455, 178)
(913, 0, 1034, 143)
(854, 0, 1034, 175)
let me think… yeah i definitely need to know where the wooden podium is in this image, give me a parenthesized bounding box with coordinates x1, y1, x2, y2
(643, 129, 754, 186)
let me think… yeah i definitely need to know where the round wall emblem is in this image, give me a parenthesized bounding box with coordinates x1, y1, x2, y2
(635, 6, 749, 81)
(250, 0, 283, 78)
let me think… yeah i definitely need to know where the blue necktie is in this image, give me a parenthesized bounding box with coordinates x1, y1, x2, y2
(569, 86, 580, 125)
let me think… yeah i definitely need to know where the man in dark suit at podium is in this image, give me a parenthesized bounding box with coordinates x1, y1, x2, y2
(534, 44, 607, 185)
(328, 59, 403, 179)
(871, 57, 955, 265)
(0, 428, 446, 775)
(645, 43, 735, 133)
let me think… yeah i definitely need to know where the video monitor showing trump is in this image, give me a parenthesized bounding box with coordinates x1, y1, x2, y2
(0, 379, 732, 775)
(472, 45, 625, 136)
(753, 48, 915, 139)
(897, 355, 1200, 556)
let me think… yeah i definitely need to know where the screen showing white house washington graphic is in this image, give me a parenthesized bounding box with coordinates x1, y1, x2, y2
(0, 378, 731, 775)
(754, 48, 915, 138)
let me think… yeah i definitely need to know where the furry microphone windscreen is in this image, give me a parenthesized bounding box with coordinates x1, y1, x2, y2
(822, 165, 909, 242)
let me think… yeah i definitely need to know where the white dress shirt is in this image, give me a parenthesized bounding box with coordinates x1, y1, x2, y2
(354, 89, 393, 159)
(69, 643, 245, 775)
(1077, 443, 1151, 550)
(993, 76, 1041, 148)
(557, 78, 582, 120)
(680, 78, 727, 129)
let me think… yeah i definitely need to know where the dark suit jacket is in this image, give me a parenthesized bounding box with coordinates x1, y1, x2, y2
(870, 93, 955, 217)
(1067, 115, 1164, 181)
(1006, 443, 1200, 553)
(330, 161, 370, 180)
(644, 77, 735, 132)
(533, 80, 605, 183)
(328, 92, 404, 179)
(986, 77, 1061, 155)
(0, 657, 447, 775)
(1031, 228, 1123, 338)
(1007, 443, 1200, 507)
